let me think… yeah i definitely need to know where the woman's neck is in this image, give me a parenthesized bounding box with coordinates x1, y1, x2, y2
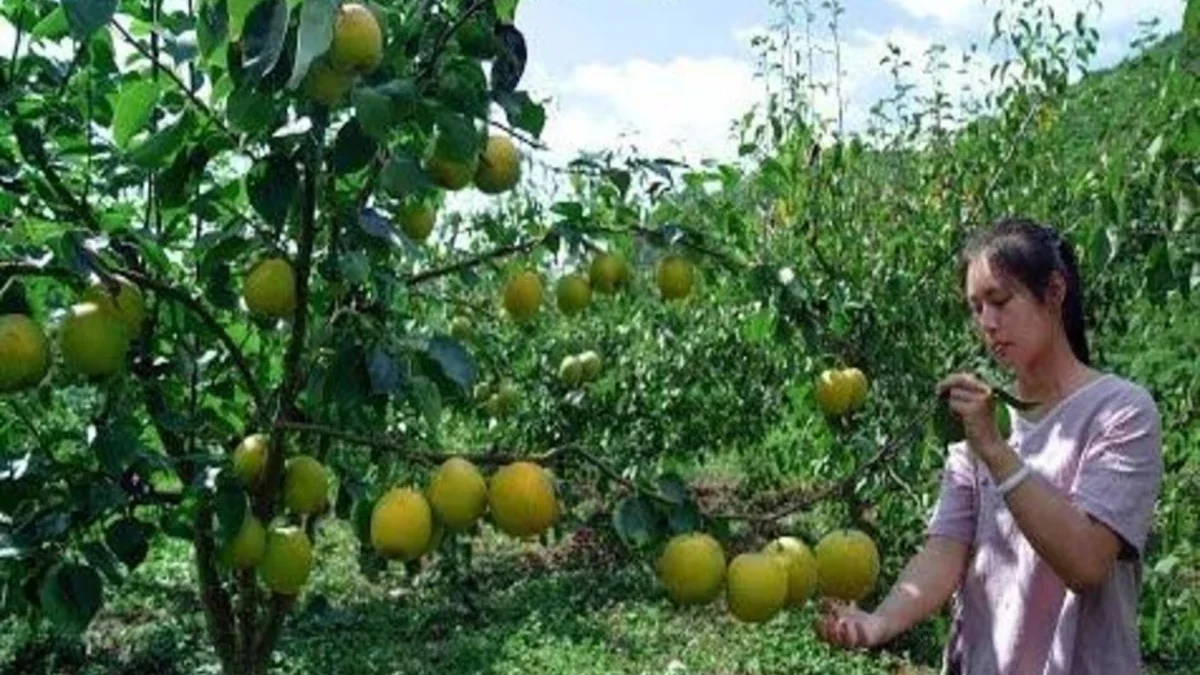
(1014, 341, 1097, 414)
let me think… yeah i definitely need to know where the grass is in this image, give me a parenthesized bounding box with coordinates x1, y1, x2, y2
(2, 519, 943, 675)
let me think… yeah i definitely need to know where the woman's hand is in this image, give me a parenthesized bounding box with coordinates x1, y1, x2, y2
(813, 599, 892, 650)
(936, 372, 1003, 456)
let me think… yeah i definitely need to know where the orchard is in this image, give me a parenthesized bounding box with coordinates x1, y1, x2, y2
(2, 1, 1199, 674)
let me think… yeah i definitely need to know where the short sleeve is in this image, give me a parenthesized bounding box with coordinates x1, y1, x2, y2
(926, 440, 979, 544)
(1071, 387, 1164, 555)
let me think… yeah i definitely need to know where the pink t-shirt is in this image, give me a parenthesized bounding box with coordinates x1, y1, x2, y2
(926, 373, 1164, 675)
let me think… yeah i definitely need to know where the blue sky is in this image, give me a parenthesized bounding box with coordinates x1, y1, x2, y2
(511, 0, 1186, 167)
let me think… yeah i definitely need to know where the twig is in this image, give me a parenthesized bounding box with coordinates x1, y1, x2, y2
(9, 5, 25, 81)
(403, 233, 550, 286)
(275, 420, 569, 466)
(488, 118, 547, 150)
(415, 0, 492, 83)
(0, 262, 267, 415)
(257, 132, 322, 521)
(252, 594, 295, 671)
(110, 20, 234, 141)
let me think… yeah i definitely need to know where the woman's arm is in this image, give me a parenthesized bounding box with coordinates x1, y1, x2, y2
(816, 535, 969, 648)
(974, 439, 1122, 593)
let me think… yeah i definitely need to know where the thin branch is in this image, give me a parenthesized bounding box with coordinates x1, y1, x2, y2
(403, 233, 550, 286)
(0, 262, 267, 415)
(275, 420, 569, 466)
(415, 0, 492, 83)
(252, 594, 295, 672)
(488, 118, 547, 150)
(9, 5, 25, 81)
(257, 132, 322, 521)
(110, 20, 234, 141)
(235, 568, 259, 673)
(712, 396, 944, 523)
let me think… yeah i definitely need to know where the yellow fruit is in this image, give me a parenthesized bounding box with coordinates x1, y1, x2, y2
(427, 152, 479, 191)
(764, 536, 818, 607)
(243, 257, 297, 319)
(726, 552, 789, 624)
(59, 302, 129, 377)
(330, 3, 384, 74)
(814, 369, 854, 417)
(283, 455, 329, 515)
(488, 461, 558, 538)
(82, 276, 145, 337)
(304, 59, 355, 106)
(577, 351, 602, 381)
(0, 314, 50, 393)
(815, 529, 880, 602)
(450, 316, 472, 340)
(589, 252, 628, 294)
(370, 487, 433, 560)
(232, 434, 269, 487)
(426, 457, 488, 531)
(474, 135, 521, 194)
(555, 274, 591, 315)
(656, 254, 694, 301)
(558, 355, 583, 387)
(503, 270, 542, 322)
(843, 367, 869, 410)
(400, 200, 436, 243)
(656, 532, 726, 605)
(223, 515, 267, 569)
(259, 526, 313, 595)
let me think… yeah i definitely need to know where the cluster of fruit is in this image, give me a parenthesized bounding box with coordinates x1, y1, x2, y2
(657, 529, 880, 624)
(502, 250, 696, 324)
(0, 276, 147, 392)
(226, 435, 560, 595)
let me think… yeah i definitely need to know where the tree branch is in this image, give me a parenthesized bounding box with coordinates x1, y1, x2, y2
(415, 0, 493, 84)
(109, 20, 234, 141)
(0, 262, 268, 418)
(488, 118, 547, 150)
(403, 233, 549, 286)
(252, 594, 295, 673)
(194, 502, 238, 674)
(275, 420, 569, 466)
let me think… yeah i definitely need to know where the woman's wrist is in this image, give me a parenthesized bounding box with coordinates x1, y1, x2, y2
(975, 437, 1023, 484)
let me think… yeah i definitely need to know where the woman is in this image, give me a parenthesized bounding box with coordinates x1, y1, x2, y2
(815, 218, 1164, 674)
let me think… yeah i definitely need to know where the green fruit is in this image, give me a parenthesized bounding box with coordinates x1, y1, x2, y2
(0, 314, 51, 393)
(558, 355, 584, 387)
(82, 276, 145, 337)
(233, 434, 269, 487)
(283, 456, 329, 515)
(474, 135, 521, 194)
(450, 316, 472, 340)
(577, 351, 602, 381)
(223, 515, 267, 569)
(400, 201, 436, 243)
(330, 3, 384, 74)
(556, 274, 592, 315)
(59, 302, 130, 377)
(589, 252, 628, 294)
(259, 526, 313, 595)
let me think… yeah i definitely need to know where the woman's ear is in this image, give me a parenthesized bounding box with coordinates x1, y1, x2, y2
(1047, 271, 1067, 311)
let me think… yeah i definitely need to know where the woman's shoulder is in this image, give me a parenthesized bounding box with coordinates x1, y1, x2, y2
(1080, 371, 1161, 432)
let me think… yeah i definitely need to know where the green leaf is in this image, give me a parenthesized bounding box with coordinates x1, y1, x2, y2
(227, 83, 279, 134)
(612, 496, 659, 549)
(425, 336, 478, 392)
(198, 0, 230, 61)
(215, 486, 247, 549)
(1146, 241, 1174, 304)
(32, 6, 70, 40)
(332, 119, 377, 175)
(408, 375, 442, 426)
(228, 0, 262, 41)
(287, 0, 337, 90)
(655, 473, 689, 505)
(437, 57, 489, 118)
(39, 563, 103, 635)
(92, 418, 142, 475)
(666, 502, 702, 535)
(242, 0, 290, 81)
(112, 81, 162, 149)
(358, 207, 403, 247)
(433, 111, 481, 163)
(494, 90, 545, 138)
(62, 0, 117, 42)
(380, 155, 431, 198)
(247, 154, 299, 227)
(495, 0, 519, 22)
(367, 345, 401, 395)
(352, 86, 396, 141)
(104, 518, 149, 570)
(79, 542, 125, 585)
(490, 24, 526, 94)
(128, 110, 195, 169)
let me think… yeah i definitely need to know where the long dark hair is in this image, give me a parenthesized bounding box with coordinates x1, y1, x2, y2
(957, 217, 1091, 365)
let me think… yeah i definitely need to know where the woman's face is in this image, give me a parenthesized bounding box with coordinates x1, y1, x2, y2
(964, 255, 1061, 370)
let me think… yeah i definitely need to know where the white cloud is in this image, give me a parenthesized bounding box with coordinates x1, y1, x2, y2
(884, 0, 1183, 34)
